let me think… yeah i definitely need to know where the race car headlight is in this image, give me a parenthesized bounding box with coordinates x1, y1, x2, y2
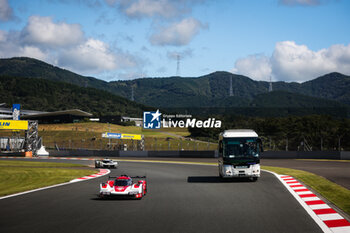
(129, 191, 138, 195)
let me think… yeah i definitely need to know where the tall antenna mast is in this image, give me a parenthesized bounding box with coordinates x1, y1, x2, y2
(229, 75, 233, 96)
(269, 76, 273, 92)
(176, 54, 180, 76)
(131, 86, 134, 101)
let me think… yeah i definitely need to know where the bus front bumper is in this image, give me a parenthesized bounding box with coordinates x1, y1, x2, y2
(221, 164, 260, 178)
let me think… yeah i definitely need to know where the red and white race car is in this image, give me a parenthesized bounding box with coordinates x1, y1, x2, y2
(99, 175, 147, 199)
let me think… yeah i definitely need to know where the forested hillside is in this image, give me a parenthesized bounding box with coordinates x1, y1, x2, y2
(0, 76, 147, 116)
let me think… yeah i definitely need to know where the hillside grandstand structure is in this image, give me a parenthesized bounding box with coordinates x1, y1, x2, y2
(0, 107, 92, 123)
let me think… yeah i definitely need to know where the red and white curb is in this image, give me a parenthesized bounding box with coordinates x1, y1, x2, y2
(70, 169, 110, 183)
(50, 157, 95, 161)
(277, 174, 350, 233)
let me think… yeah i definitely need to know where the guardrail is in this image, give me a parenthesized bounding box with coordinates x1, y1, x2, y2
(47, 150, 217, 158)
(44, 150, 350, 160)
(3, 149, 349, 159)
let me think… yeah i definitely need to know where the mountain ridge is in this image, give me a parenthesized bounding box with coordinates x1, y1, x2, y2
(1, 57, 349, 109)
(0, 75, 148, 116)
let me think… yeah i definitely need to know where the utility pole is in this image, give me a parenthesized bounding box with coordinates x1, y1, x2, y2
(229, 75, 233, 97)
(131, 86, 134, 101)
(176, 54, 180, 76)
(108, 122, 111, 150)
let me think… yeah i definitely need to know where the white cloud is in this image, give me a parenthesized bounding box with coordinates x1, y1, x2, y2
(0, 30, 47, 60)
(103, 1, 207, 47)
(272, 41, 350, 81)
(279, 0, 321, 6)
(279, 0, 338, 6)
(0, 16, 143, 76)
(57, 39, 118, 74)
(233, 41, 350, 82)
(0, 30, 7, 42)
(22, 16, 84, 47)
(57, 39, 142, 75)
(125, 0, 178, 18)
(150, 18, 206, 46)
(107, 0, 201, 19)
(0, 0, 13, 21)
(18, 46, 47, 60)
(232, 54, 272, 81)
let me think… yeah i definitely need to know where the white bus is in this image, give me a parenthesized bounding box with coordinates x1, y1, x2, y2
(218, 129, 263, 181)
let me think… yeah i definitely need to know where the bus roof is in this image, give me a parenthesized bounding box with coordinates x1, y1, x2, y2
(221, 129, 258, 138)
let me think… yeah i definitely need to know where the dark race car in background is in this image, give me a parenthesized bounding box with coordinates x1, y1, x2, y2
(99, 175, 147, 199)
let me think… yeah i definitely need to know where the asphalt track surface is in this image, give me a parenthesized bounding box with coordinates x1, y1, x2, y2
(108, 157, 350, 190)
(0, 159, 323, 233)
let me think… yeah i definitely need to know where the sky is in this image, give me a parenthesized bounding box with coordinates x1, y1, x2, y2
(0, 0, 349, 82)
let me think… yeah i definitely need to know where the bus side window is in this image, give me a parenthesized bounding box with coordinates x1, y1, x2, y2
(257, 138, 264, 153)
(219, 140, 223, 156)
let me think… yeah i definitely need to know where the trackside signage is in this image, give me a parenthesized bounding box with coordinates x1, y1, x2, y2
(12, 104, 20, 120)
(143, 110, 221, 129)
(102, 133, 142, 140)
(0, 120, 29, 130)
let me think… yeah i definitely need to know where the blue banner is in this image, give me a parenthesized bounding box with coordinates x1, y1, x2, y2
(12, 104, 20, 120)
(102, 133, 122, 139)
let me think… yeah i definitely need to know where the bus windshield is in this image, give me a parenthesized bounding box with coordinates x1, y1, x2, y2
(223, 137, 259, 158)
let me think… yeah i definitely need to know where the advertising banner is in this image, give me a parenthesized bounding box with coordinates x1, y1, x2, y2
(102, 133, 142, 140)
(0, 120, 29, 130)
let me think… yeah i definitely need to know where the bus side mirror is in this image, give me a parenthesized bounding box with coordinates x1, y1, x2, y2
(219, 141, 223, 153)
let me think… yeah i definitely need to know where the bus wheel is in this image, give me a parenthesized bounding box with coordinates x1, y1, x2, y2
(252, 177, 258, 182)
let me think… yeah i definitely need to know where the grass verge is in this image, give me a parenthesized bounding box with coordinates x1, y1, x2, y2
(0, 160, 97, 197)
(262, 165, 350, 216)
(296, 159, 350, 163)
(34, 122, 217, 151)
(0, 160, 88, 167)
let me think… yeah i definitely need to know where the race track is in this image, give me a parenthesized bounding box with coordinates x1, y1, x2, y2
(0, 160, 323, 233)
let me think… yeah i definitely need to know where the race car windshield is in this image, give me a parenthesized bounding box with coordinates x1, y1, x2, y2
(115, 180, 131, 186)
(223, 138, 258, 158)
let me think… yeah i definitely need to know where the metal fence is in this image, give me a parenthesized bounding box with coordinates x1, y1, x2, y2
(43, 137, 217, 151)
